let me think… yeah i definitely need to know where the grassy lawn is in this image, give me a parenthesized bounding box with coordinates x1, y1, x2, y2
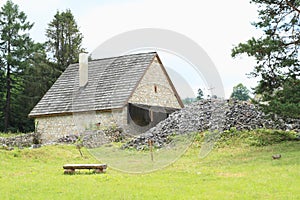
(89, 133, 194, 173)
(0, 140, 299, 199)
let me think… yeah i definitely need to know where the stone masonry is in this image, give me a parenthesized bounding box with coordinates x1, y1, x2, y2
(128, 57, 182, 109)
(36, 109, 125, 143)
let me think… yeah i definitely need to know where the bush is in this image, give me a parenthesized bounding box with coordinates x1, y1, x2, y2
(246, 129, 297, 146)
(196, 128, 298, 148)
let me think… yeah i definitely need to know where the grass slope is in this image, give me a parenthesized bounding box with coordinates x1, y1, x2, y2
(0, 139, 299, 199)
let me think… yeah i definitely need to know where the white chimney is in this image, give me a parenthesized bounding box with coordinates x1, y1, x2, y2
(79, 53, 88, 87)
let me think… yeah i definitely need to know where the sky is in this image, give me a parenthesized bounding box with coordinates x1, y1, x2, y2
(0, 0, 262, 99)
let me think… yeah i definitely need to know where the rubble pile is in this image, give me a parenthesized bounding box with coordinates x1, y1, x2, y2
(56, 126, 125, 148)
(123, 99, 300, 150)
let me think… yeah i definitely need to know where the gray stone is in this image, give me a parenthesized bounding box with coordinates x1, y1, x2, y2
(0, 132, 40, 148)
(123, 99, 300, 150)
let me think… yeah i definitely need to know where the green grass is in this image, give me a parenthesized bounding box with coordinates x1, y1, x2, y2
(89, 133, 194, 173)
(0, 138, 299, 199)
(0, 132, 26, 138)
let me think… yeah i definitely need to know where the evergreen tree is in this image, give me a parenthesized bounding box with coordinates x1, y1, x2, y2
(182, 97, 196, 105)
(230, 83, 250, 101)
(261, 79, 300, 119)
(46, 9, 85, 73)
(14, 43, 55, 132)
(231, 0, 300, 118)
(196, 88, 204, 100)
(0, 0, 35, 132)
(0, 58, 5, 131)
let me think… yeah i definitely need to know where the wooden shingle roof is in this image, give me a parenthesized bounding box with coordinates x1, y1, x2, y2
(29, 52, 158, 117)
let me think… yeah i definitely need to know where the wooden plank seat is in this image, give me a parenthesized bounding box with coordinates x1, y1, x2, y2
(63, 164, 107, 174)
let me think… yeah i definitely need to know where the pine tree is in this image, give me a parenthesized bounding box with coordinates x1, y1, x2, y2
(196, 88, 204, 100)
(15, 43, 55, 132)
(0, 58, 5, 131)
(46, 9, 85, 73)
(231, 0, 300, 118)
(230, 83, 250, 101)
(261, 79, 300, 119)
(0, 0, 35, 132)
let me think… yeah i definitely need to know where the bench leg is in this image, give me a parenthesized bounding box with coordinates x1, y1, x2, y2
(64, 169, 75, 174)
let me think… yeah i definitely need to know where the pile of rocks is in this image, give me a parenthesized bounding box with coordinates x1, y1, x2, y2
(56, 126, 125, 148)
(82, 127, 125, 148)
(56, 134, 79, 144)
(123, 99, 300, 150)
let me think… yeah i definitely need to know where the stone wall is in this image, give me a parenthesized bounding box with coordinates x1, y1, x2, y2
(0, 132, 38, 147)
(128, 57, 182, 109)
(36, 114, 76, 143)
(36, 109, 125, 143)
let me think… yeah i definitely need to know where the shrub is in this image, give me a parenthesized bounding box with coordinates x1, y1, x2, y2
(196, 128, 298, 148)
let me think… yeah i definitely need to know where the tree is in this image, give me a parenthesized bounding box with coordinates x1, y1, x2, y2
(182, 97, 196, 105)
(230, 83, 250, 101)
(261, 79, 300, 119)
(0, 58, 5, 131)
(14, 43, 55, 132)
(196, 88, 204, 100)
(46, 9, 85, 73)
(0, 0, 35, 131)
(231, 0, 300, 118)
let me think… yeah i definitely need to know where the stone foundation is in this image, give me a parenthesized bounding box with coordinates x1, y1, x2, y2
(35, 108, 126, 143)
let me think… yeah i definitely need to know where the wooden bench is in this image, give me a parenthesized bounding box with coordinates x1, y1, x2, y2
(63, 164, 107, 174)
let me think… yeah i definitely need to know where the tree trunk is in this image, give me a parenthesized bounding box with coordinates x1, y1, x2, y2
(4, 38, 11, 132)
(4, 63, 11, 132)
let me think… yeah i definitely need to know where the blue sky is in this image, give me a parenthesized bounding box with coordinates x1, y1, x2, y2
(0, 0, 261, 99)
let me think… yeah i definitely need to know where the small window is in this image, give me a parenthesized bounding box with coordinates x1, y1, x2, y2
(154, 85, 157, 93)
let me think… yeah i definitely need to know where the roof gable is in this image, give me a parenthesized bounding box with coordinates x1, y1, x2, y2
(127, 56, 184, 108)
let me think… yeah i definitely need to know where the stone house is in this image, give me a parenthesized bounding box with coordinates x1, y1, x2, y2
(29, 52, 183, 143)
